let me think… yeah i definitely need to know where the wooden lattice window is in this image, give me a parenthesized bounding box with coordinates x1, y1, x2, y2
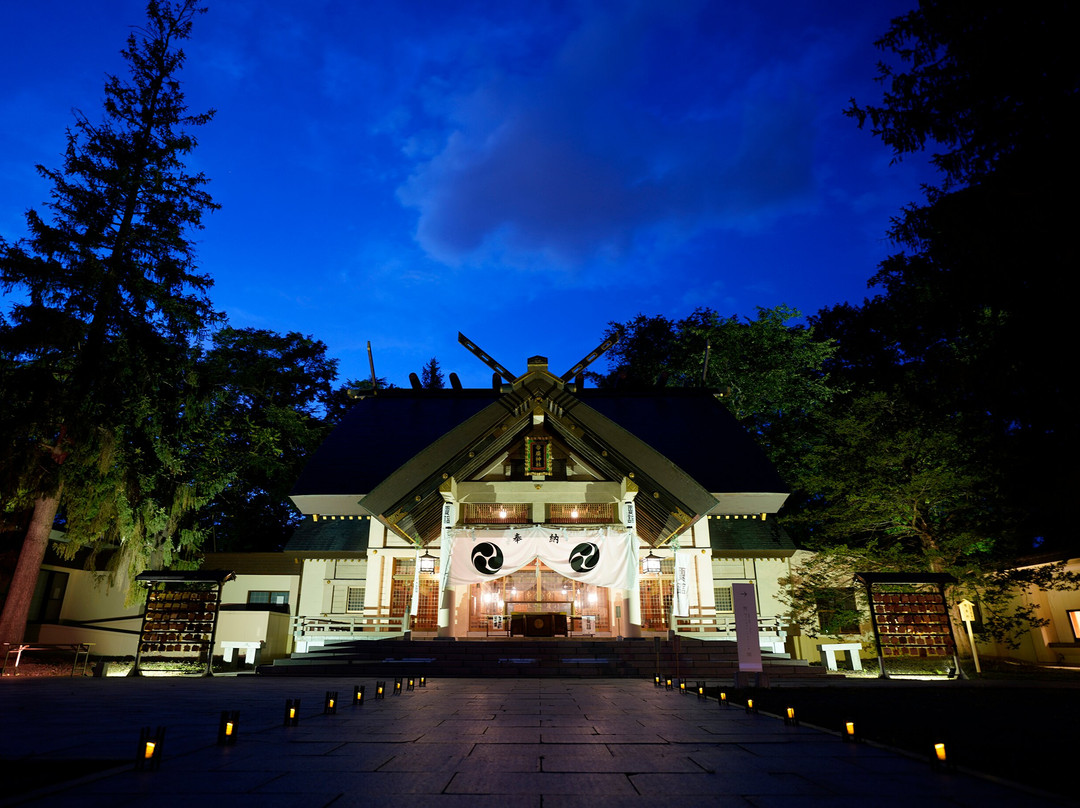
(639, 578, 673, 631)
(547, 503, 616, 524)
(345, 587, 365, 613)
(389, 558, 437, 631)
(463, 503, 531, 524)
(714, 586, 733, 612)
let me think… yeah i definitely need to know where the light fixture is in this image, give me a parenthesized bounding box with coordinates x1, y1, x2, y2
(654, 675, 661, 687)
(843, 721, 858, 742)
(419, 676, 427, 688)
(643, 552, 661, 574)
(284, 699, 300, 726)
(393, 677, 403, 695)
(745, 698, 757, 714)
(499, 508, 507, 519)
(407, 676, 416, 691)
(354, 685, 365, 706)
(785, 707, 798, 727)
(376, 681, 386, 700)
(218, 710, 238, 746)
(324, 691, 338, 714)
(137, 726, 165, 770)
(665, 676, 673, 691)
(696, 682, 706, 700)
(419, 551, 436, 574)
(570, 509, 579, 519)
(719, 692, 728, 708)
(931, 741, 954, 770)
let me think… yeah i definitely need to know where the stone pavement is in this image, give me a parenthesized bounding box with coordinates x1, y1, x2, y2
(0, 676, 1070, 807)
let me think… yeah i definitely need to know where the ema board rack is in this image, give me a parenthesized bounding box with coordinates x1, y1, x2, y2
(132, 570, 235, 677)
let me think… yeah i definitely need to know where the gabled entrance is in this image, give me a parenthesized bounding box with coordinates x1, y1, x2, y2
(287, 335, 796, 647)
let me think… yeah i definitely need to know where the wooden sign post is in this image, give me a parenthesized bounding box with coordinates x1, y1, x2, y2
(958, 599, 981, 674)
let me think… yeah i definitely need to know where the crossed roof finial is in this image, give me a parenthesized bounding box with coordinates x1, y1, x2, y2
(457, 332, 617, 385)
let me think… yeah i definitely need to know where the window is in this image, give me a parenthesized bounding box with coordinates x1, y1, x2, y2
(29, 570, 69, 623)
(346, 587, 365, 613)
(1068, 610, 1080, 641)
(547, 503, 616, 524)
(247, 590, 289, 605)
(714, 586, 733, 612)
(463, 503, 531, 524)
(815, 588, 861, 634)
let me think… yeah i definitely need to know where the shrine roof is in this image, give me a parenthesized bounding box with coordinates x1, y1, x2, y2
(290, 387, 786, 501)
(283, 516, 371, 554)
(291, 390, 498, 498)
(707, 517, 797, 558)
(574, 390, 787, 495)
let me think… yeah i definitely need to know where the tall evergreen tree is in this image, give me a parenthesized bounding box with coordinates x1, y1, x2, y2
(836, 0, 1080, 549)
(420, 357, 445, 389)
(781, 0, 1080, 646)
(0, 1, 219, 644)
(197, 328, 340, 551)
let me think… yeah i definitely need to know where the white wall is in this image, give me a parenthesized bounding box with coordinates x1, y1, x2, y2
(975, 556, 1080, 665)
(221, 573, 299, 610)
(35, 565, 142, 657)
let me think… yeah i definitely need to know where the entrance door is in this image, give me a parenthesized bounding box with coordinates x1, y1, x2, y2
(469, 560, 610, 632)
(389, 558, 438, 631)
(639, 577, 674, 631)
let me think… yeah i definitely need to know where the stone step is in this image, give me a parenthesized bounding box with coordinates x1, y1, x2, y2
(258, 637, 829, 682)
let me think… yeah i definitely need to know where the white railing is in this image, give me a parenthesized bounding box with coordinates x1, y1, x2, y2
(292, 613, 410, 650)
(673, 613, 789, 652)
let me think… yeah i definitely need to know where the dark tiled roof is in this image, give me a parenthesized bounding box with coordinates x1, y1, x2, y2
(292, 387, 786, 500)
(199, 553, 300, 575)
(576, 390, 788, 494)
(291, 391, 498, 497)
(708, 518, 796, 557)
(283, 518, 371, 553)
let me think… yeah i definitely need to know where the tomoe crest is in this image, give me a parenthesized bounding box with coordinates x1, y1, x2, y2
(569, 542, 599, 573)
(471, 542, 504, 575)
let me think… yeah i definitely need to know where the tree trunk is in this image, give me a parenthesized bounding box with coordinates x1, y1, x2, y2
(0, 492, 61, 647)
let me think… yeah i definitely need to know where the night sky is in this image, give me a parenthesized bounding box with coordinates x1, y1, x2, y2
(1, 0, 935, 388)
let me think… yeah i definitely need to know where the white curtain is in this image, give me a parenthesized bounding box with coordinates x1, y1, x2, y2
(447, 527, 637, 589)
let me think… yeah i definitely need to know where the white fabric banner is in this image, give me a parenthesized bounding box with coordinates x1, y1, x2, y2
(409, 548, 421, 616)
(437, 508, 454, 632)
(673, 549, 692, 617)
(447, 527, 637, 590)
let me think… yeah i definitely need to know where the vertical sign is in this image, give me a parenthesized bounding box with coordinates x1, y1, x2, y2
(732, 583, 763, 672)
(673, 551, 691, 617)
(437, 504, 454, 634)
(410, 548, 421, 616)
(958, 599, 981, 674)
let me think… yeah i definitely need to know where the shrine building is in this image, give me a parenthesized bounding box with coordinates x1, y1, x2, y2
(282, 340, 798, 649)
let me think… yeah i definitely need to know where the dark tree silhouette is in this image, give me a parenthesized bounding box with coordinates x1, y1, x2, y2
(0, 1, 219, 644)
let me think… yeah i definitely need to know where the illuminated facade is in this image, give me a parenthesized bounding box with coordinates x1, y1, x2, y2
(285, 352, 799, 649)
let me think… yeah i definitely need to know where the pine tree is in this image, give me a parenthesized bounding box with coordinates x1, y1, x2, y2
(0, 1, 220, 645)
(420, 357, 445, 389)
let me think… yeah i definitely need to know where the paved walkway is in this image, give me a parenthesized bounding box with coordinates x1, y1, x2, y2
(0, 676, 1070, 807)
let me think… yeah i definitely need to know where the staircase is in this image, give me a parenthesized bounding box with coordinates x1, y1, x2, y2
(256, 637, 830, 683)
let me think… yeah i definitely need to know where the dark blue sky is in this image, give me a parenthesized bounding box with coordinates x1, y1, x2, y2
(1, 0, 934, 388)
